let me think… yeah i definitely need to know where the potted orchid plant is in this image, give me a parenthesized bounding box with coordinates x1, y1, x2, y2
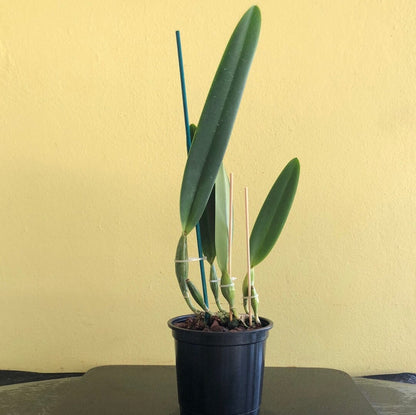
(168, 6, 300, 415)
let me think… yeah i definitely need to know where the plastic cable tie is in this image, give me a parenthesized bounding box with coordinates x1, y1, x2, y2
(175, 256, 207, 263)
(243, 294, 259, 300)
(220, 283, 235, 288)
(220, 277, 237, 288)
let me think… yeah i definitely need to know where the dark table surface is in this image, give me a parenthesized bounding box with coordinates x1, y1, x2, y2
(51, 365, 377, 415)
(1, 366, 416, 414)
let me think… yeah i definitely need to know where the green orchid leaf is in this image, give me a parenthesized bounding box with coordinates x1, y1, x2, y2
(250, 158, 300, 267)
(195, 117, 216, 263)
(215, 164, 230, 274)
(199, 188, 216, 264)
(189, 123, 197, 147)
(180, 6, 261, 234)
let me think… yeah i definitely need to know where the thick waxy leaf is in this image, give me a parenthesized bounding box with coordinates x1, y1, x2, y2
(215, 164, 230, 274)
(199, 184, 216, 264)
(180, 6, 261, 234)
(189, 123, 197, 145)
(250, 158, 300, 267)
(188, 123, 216, 264)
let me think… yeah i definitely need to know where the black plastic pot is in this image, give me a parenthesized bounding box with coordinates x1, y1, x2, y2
(168, 315, 273, 415)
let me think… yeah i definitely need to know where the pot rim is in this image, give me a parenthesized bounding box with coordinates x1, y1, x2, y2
(168, 314, 273, 347)
(168, 314, 273, 334)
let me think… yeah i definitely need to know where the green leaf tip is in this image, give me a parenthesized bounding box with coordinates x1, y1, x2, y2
(250, 157, 300, 267)
(179, 6, 261, 234)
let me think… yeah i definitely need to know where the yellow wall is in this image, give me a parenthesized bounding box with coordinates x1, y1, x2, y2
(1, 0, 415, 376)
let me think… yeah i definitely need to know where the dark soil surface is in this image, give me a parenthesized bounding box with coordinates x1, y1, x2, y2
(174, 313, 264, 332)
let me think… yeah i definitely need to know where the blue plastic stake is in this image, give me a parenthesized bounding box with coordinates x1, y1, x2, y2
(176, 31, 209, 310)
